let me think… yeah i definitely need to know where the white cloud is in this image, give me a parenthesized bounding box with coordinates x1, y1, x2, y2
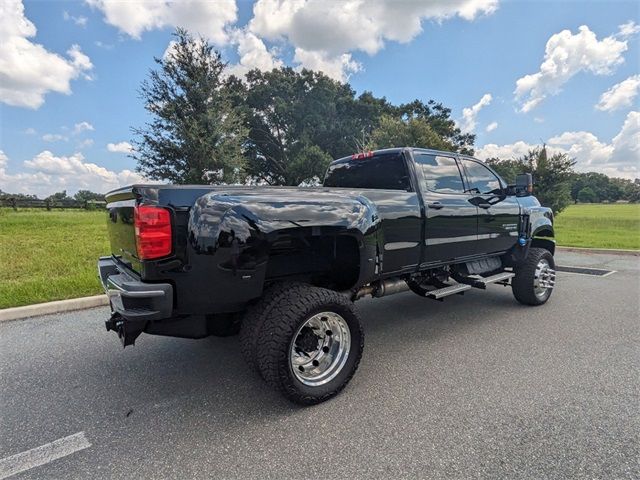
(63, 11, 88, 27)
(293, 48, 361, 82)
(23, 128, 36, 135)
(107, 141, 134, 153)
(94, 40, 114, 50)
(248, 0, 498, 80)
(251, 0, 498, 54)
(596, 75, 640, 112)
(476, 141, 550, 161)
(548, 131, 614, 166)
(609, 111, 640, 169)
(617, 20, 640, 39)
(514, 24, 632, 113)
(476, 111, 640, 179)
(73, 121, 94, 135)
(86, 0, 237, 45)
(226, 29, 284, 78)
(77, 138, 94, 149)
(42, 133, 67, 142)
(486, 121, 498, 132)
(0, 0, 94, 109)
(460, 93, 492, 133)
(0, 150, 149, 197)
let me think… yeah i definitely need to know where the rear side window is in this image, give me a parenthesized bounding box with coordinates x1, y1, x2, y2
(461, 159, 503, 194)
(414, 153, 465, 194)
(323, 153, 410, 190)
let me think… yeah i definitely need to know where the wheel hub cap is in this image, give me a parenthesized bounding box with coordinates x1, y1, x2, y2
(534, 259, 556, 297)
(290, 312, 351, 387)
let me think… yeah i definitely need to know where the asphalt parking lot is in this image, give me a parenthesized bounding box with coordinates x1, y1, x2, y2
(1, 251, 638, 479)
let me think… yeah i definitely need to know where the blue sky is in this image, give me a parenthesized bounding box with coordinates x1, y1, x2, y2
(1, 0, 638, 196)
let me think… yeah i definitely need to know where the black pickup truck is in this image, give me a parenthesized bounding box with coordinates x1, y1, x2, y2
(99, 147, 556, 404)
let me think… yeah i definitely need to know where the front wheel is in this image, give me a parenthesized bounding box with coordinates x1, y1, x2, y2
(512, 247, 556, 306)
(255, 285, 364, 405)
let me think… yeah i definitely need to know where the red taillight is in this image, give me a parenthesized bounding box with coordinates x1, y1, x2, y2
(134, 206, 172, 260)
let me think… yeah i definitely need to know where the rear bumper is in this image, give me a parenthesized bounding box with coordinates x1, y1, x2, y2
(98, 256, 173, 322)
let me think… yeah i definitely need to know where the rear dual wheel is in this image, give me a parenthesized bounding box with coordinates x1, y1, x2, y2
(240, 283, 364, 405)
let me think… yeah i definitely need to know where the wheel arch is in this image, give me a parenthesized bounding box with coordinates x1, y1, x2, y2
(531, 226, 555, 255)
(263, 227, 373, 291)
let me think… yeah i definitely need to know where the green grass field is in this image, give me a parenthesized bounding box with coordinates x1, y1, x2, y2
(0, 209, 109, 309)
(0, 203, 638, 309)
(554, 203, 640, 250)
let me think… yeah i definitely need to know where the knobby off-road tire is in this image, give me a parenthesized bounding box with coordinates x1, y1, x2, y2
(239, 282, 299, 372)
(255, 284, 364, 405)
(512, 247, 556, 306)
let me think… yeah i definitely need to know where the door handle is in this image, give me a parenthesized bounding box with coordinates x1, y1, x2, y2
(427, 201, 443, 210)
(477, 202, 491, 209)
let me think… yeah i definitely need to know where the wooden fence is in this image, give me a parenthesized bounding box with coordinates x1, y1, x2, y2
(0, 198, 106, 210)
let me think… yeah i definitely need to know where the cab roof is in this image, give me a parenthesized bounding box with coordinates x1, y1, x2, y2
(331, 147, 481, 165)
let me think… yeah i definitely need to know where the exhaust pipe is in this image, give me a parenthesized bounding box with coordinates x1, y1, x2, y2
(353, 278, 410, 300)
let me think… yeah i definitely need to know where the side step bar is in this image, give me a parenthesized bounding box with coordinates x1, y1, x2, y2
(427, 283, 471, 300)
(474, 271, 515, 288)
(426, 271, 516, 301)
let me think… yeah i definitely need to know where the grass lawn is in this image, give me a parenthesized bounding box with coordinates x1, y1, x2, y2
(0, 209, 109, 309)
(0, 203, 638, 309)
(554, 203, 640, 250)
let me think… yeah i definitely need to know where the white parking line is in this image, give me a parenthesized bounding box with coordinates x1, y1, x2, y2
(0, 432, 91, 479)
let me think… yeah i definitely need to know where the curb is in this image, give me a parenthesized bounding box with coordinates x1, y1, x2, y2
(0, 295, 109, 323)
(556, 246, 639, 256)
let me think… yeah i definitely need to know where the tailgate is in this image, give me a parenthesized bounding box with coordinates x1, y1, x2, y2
(105, 187, 141, 274)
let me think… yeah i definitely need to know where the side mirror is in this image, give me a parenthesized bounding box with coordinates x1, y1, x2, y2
(514, 173, 533, 197)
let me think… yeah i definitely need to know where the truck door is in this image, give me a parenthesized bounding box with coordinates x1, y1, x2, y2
(459, 157, 521, 254)
(413, 152, 479, 265)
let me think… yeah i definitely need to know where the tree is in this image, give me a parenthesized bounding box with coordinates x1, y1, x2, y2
(0, 190, 38, 200)
(395, 100, 475, 154)
(45, 191, 72, 202)
(368, 115, 453, 151)
(628, 179, 640, 202)
(133, 29, 246, 184)
(484, 158, 521, 184)
(242, 67, 374, 185)
(485, 146, 576, 214)
(74, 190, 104, 202)
(577, 187, 596, 203)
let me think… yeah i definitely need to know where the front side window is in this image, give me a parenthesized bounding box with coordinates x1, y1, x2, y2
(461, 159, 503, 195)
(414, 153, 465, 194)
(323, 153, 410, 190)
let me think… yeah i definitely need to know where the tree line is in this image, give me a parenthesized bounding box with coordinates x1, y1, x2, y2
(0, 189, 105, 203)
(486, 151, 640, 211)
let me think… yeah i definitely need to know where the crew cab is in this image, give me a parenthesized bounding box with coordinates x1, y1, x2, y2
(99, 147, 556, 404)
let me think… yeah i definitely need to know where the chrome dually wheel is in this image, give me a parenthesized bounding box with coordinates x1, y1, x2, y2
(255, 284, 364, 405)
(512, 247, 556, 306)
(534, 258, 556, 298)
(290, 312, 351, 387)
